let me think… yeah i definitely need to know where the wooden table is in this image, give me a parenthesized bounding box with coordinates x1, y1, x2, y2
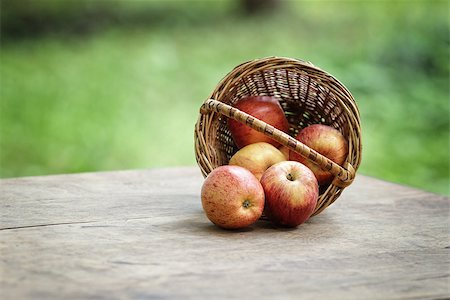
(1, 167, 449, 299)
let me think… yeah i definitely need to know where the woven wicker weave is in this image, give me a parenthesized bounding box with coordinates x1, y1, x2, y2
(194, 57, 362, 216)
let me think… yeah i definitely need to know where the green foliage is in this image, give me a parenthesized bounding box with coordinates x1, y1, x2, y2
(1, 1, 448, 195)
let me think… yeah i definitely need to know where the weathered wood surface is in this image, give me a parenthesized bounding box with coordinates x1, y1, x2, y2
(0, 167, 449, 300)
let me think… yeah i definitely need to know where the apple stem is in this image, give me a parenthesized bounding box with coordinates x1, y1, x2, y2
(286, 173, 295, 181)
(242, 199, 252, 208)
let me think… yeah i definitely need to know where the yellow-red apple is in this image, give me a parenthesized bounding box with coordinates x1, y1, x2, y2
(229, 142, 286, 180)
(290, 124, 348, 185)
(201, 165, 265, 229)
(277, 145, 290, 160)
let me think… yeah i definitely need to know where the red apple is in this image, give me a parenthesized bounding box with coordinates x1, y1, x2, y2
(228, 96, 289, 148)
(290, 124, 348, 185)
(260, 161, 318, 227)
(229, 142, 286, 180)
(201, 165, 265, 229)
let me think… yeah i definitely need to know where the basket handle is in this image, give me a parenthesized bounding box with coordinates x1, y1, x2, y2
(200, 99, 355, 188)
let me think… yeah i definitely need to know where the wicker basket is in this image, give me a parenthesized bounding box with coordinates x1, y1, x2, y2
(194, 57, 362, 216)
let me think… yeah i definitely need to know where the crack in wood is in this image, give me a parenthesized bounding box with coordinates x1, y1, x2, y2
(0, 220, 98, 231)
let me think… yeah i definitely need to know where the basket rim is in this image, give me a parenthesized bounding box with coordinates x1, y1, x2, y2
(211, 56, 361, 125)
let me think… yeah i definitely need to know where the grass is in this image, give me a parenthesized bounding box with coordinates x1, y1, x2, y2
(1, 1, 449, 196)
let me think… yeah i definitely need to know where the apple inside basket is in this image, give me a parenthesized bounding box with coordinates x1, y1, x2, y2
(194, 57, 362, 216)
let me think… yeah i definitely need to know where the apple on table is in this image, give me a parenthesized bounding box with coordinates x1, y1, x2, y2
(201, 165, 265, 230)
(260, 161, 319, 227)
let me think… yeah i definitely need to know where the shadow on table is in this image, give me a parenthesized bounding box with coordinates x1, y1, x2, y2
(176, 208, 342, 236)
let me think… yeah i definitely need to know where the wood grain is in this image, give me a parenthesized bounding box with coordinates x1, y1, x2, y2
(1, 167, 449, 300)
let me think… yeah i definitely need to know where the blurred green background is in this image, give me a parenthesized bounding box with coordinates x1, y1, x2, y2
(1, 0, 449, 196)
